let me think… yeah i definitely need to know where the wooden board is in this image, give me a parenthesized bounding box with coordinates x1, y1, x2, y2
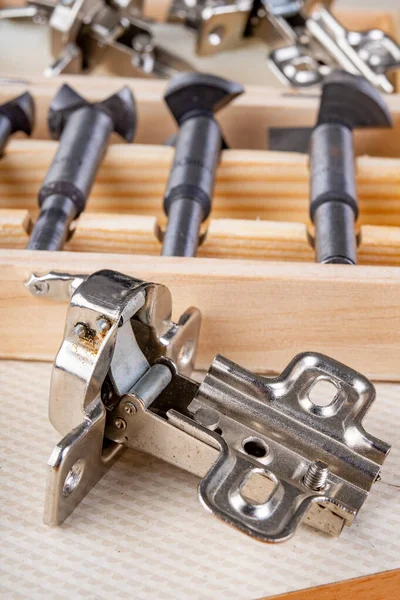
(1, 141, 400, 226)
(2, 249, 400, 381)
(2, 139, 400, 227)
(1, 141, 400, 265)
(2, 210, 400, 266)
(271, 568, 400, 600)
(2, 72, 400, 156)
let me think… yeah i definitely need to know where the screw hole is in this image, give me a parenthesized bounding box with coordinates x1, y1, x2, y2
(243, 437, 268, 458)
(241, 471, 275, 505)
(214, 427, 222, 435)
(308, 378, 338, 407)
(62, 459, 85, 497)
(208, 25, 225, 47)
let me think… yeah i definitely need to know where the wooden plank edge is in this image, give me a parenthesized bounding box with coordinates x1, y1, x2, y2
(266, 568, 400, 600)
(1, 143, 400, 226)
(1, 249, 400, 381)
(1, 72, 400, 156)
(2, 209, 400, 266)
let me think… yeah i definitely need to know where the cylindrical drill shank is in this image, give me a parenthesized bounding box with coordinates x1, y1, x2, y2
(309, 123, 358, 265)
(162, 115, 222, 257)
(27, 195, 77, 251)
(27, 107, 114, 251)
(313, 202, 357, 265)
(162, 198, 205, 257)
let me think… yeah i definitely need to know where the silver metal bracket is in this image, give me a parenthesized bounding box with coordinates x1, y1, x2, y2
(269, 7, 400, 93)
(2, 0, 399, 89)
(170, 0, 400, 92)
(0, 0, 193, 78)
(28, 269, 390, 542)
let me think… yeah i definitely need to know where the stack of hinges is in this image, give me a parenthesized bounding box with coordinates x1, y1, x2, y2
(25, 269, 390, 542)
(1, 0, 400, 90)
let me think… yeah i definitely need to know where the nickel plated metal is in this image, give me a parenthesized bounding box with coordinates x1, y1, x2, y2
(26, 269, 390, 543)
(0, 0, 193, 78)
(2, 0, 400, 89)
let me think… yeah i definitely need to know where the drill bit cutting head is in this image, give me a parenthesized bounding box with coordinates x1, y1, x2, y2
(27, 84, 136, 251)
(48, 84, 136, 142)
(164, 72, 244, 125)
(316, 70, 393, 129)
(0, 91, 35, 156)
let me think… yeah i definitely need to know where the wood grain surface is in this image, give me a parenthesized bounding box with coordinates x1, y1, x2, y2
(1, 71, 400, 155)
(269, 568, 400, 600)
(1, 141, 400, 225)
(1, 249, 400, 380)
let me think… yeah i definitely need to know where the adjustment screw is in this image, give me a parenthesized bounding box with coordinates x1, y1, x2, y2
(304, 460, 329, 491)
(124, 402, 137, 415)
(114, 417, 127, 430)
(31, 281, 49, 296)
(73, 323, 87, 338)
(132, 34, 154, 54)
(96, 317, 111, 334)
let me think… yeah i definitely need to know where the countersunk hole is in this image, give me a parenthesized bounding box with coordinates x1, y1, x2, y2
(62, 459, 85, 497)
(308, 378, 338, 407)
(208, 25, 225, 47)
(214, 427, 222, 435)
(243, 437, 268, 458)
(241, 471, 275, 505)
(178, 338, 195, 368)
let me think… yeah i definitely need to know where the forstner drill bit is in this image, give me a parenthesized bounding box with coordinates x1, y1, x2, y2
(27, 84, 136, 251)
(0, 92, 34, 156)
(309, 71, 392, 264)
(161, 72, 244, 257)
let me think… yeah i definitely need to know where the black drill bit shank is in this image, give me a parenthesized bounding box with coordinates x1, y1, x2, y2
(162, 73, 244, 257)
(310, 71, 392, 265)
(27, 84, 136, 251)
(0, 92, 34, 156)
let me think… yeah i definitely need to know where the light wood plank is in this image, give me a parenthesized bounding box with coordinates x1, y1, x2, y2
(1, 142, 400, 226)
(1, 71, 400, 156)
(2, 209, 400, 266)
(1, 249, 400, 380)
(270, 569, 400, 600)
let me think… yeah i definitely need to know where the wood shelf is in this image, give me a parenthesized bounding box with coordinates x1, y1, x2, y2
(1, 70, 400, 156)
(2, 249, 400, 381)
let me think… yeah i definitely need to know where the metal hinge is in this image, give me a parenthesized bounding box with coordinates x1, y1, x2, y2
(26, 269, 390, 542)
(2, 0, 399, 89)
(170, 0, 400, 92)
(0, 0, 193, 78)
(268, 6, 400, 93)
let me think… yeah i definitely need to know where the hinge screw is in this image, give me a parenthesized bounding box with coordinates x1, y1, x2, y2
(96, 317, 111, 334)
(124, 402, 137, 415)
(114, 417, 127, 430)
(304, 460, 329, 491)
(73, 323, 87, 338)
(31, 281, 49, 296)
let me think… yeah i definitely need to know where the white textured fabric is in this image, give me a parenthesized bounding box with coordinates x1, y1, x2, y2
(0, 360, 399, 599)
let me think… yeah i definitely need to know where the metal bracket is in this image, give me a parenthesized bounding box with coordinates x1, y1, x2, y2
(269, 8, 400, 93)
(2, 0, 400, 88)
(26, 270, 201, 526)
(0, 0, 193, 78)
(28, 269, 390, 542)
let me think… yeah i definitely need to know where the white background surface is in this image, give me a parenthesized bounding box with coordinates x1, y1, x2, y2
(0, 360, 399, 599)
